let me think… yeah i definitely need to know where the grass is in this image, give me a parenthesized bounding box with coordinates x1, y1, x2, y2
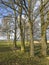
(0, 40, 49, 65)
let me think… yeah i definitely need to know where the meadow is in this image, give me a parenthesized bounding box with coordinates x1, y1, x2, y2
(0, 40, 49, 65)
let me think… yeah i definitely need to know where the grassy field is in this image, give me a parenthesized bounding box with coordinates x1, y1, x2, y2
(0, 40, 49, 65)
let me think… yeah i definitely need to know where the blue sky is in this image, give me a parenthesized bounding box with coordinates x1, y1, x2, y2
(0, 0, 41, 25)
(34, 1, 40, 11)
(0, 1, 49, 40)
(0, 0, 41, 27)
(0, 0, 41, 18)
(0, 3, 14, 18)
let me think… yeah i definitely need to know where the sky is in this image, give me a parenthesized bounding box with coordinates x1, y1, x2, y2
(0, 19, 1, 23)
(0, 0, 41, 17)
(1, 0, 49, 40)
(0, 1, 49, 40)
(34, 1, 40, 11)
(0, 4, 14, 18)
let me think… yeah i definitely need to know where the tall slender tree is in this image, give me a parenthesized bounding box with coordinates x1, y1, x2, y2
(40, 0, 48, 56)
(18, 1, 25, 52)
(28, 0, 35, 57)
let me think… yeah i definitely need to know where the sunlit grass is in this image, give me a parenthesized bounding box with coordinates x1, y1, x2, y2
(0, 40, 49, 65)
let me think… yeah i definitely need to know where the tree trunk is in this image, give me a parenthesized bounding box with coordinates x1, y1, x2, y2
(28, 0, 34, 57)
(29, 23, 34, 57)
(41, 27, 47, 56)
(40, 0, 47, 56)
(18, 3, 25, 52)
(14, 11, 17, 48)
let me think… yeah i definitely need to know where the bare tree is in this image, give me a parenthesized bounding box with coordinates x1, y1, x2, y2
(40, 0, 49, 56)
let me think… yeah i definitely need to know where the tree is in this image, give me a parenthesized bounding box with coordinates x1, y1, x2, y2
(28, 0, 36, 57)
(18, 4, 25, 52)
(40, 0, 49, 56)
(2, 15, 12, 40)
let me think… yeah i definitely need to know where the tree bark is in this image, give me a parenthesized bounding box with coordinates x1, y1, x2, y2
(40, 0, 47, 56)
(18, 2, 25, 52)
(28, 0, 34, 57)
(14, 11, 17, 48)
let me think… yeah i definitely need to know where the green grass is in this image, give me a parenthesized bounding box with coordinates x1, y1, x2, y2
(0, 40, 49, 65)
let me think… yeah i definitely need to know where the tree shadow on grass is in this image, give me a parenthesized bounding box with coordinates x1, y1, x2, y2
(0, 46, 12, 52)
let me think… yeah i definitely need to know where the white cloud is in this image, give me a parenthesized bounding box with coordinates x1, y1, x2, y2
(0, 18, 2, 24)
(36, 1, 40, 6)
(34, 1, 40, 11)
